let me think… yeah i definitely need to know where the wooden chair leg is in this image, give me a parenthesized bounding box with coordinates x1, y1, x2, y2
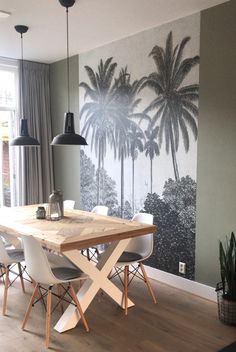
(3, 267, 9, 315)
(57, 284, 64, 314)
(124, 266, 129, 315)
(139, 262, 157, 304)
(45, 287, 52, 348)
(69, 284, 89, 332)
(18, 263, 25, 293)
(22, 284, 39, 329)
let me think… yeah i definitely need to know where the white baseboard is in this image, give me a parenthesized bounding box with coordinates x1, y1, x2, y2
(144, 265, 217, 302)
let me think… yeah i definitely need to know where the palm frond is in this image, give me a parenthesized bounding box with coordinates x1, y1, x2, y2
(178, 84, 199, 94)
(130, 112, 151, 124)
(80, 102, 97, 119)
(79, 82, 97, 99)
(172, 36, 191, 77)
(173, 56, 200, 89)
(149, 45, 166, 83)
(139, 75, 163, 95)
(103, 57, 114, 73)
(182, 99, 198, 117)
(179, 92, 199, 102)
(105, 62, 118, 91)
(84, 65, 98, 89)
(151, 102, 165, 126)
(144, 95, 164, 114)
(179, 116, 190, 152)
(158, 106, 168, 150)
(182, 108, 198, 140)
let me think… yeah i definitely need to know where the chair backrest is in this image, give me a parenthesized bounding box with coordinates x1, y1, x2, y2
(0, 236, 11, 265)
(22, 235, 59, 285)
(64, 200, 75, 209)
(125, 213, 154, 260)
(91, 205, 108, 216)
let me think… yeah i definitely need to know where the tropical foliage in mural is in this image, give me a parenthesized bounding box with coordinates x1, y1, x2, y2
(80, 30, 199, 279)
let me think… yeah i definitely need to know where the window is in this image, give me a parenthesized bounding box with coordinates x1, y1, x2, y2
(0, 58, 19, 207)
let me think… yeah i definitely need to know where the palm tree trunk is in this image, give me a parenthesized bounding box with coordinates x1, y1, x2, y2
(121, 151, 124, 218)
(132, 157, 134, 214)
(150, 158, 153, 194)
(169, 125, 179, 181)
(97, 152, 101, 204)
(100, 158, 104, 205)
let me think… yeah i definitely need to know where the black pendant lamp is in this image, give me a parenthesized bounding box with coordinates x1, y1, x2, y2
(10, 25, 40, 147)
(51, 0, 87, 146)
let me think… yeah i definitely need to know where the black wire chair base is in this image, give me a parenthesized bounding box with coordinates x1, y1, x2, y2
(81, 247, 100, 263)
(110, 264, 145, 287)
(0, 263, 32, 288)
(32, 284, 77, 314)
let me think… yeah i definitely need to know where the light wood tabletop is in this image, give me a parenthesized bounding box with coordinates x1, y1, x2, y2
(0, 204, 157, 333)
(0, 205, 156, 252)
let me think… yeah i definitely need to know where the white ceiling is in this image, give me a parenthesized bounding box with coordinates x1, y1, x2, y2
(0, 0, 229, 64)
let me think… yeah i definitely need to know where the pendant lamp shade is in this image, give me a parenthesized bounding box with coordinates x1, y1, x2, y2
(51, 112, 87, 145)
(10, 119, 40, 146)
(51, 0, 87, 146)
(10, 25, 40, 147)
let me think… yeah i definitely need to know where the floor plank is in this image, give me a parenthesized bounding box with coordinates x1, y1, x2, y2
(0, 277, 235, 351)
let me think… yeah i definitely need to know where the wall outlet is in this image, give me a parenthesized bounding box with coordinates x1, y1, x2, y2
(179, 262, 186, 274)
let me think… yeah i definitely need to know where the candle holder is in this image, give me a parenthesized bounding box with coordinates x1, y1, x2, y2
(46, 202, 62, 221)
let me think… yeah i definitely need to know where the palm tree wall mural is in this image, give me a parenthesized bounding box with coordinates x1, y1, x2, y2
(79, 13, 200, 280)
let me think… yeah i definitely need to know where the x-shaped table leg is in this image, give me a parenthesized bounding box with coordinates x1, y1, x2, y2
(54, 238, 134, 333)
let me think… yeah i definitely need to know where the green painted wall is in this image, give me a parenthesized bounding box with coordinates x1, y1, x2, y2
(195, 0, 236, 286)
(49, 55, 81, 207)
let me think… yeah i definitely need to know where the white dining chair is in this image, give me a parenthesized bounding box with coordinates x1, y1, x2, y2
(21, 235, 89, 348)
(63, 199, 75, 209)
(112, 213, 157, 315)
(0, 236, 25, 315)
(83, 205, 109, 261)
(91, 205, 108, 216)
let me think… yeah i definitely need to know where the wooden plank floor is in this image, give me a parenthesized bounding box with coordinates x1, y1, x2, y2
(0, 277, 235, 352)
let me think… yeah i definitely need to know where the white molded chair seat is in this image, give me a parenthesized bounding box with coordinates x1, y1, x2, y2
(0, 237, 26, 315)
(113, 213, 157, 314)
(21, 235, 89, 348)
(6, 249, 25, 263)
(117, 251, 142, 264)
(46, 250, 80, 269)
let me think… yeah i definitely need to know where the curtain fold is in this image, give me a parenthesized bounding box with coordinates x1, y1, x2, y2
(17, 60, 54, 205)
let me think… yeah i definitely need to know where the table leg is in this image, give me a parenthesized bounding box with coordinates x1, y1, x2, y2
(54, 239, 134, 333)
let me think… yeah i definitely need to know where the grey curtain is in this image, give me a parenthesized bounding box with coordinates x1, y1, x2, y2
(17, 60, 54, 205)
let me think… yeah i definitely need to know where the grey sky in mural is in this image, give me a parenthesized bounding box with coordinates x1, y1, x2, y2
(79, 13, 200, 280)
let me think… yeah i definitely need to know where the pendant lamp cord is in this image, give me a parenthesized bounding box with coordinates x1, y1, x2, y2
(66, 7, 70, 112)
(20, 33, 24, 118)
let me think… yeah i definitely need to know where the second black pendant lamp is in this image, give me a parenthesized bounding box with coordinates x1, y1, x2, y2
(10, 25, 40, 147)
(51, 0, 87, 146)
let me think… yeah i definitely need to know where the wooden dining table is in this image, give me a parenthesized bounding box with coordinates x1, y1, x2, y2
(0, 205, 156, 333)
